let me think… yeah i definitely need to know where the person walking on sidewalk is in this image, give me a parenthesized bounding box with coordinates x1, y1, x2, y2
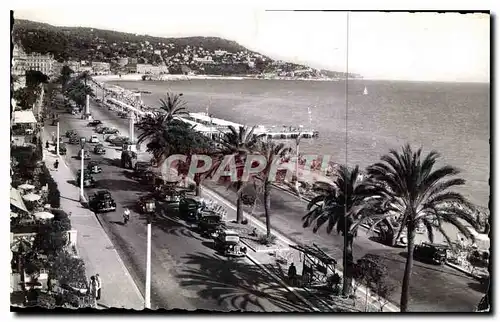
(95, 274, 102, 300)
(123, 208, 130, 225)
(54, 159, 59, 171)
(89, 276, 98, 308)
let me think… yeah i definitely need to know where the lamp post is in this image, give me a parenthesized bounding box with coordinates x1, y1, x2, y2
(145, 213, 152, 309)
(56, 120, 60, 156)
(79, 137, 86, 202)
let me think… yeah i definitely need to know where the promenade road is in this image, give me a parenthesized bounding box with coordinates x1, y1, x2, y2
(52, 104, 307, 311)
(82, 91, 486, 312)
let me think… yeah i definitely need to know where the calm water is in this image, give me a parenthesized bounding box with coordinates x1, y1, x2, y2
(109, 79, 490, 207)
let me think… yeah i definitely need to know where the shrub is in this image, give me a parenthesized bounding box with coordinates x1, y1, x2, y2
(33, 224, 68, 256)
(50, 252, 87, 289)
(39, 164, 61, 208)
(257, 234, 277, 245)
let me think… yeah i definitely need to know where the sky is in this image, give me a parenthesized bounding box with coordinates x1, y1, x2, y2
(14, 7, 490, 82)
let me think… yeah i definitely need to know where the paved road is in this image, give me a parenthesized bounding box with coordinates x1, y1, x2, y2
(82, 91, 486, 312)
(52, 103, 307, 312)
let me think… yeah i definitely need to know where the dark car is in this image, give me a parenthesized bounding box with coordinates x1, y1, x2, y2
(90, 190, 117, 213)
(59, 143, 67, 155)
(94, 144, 106, 155)
(413, 242, 449, 265)
(134, 161, 150, 174)
(76, 170, 96, 188)
(87, 120, 103, 127)
(77, 150, 91, 160)
(137, 195, 157, 214)
(69, 136, 80, 145)
(66, 130, 78, 138)
(179, 196, 205, 221)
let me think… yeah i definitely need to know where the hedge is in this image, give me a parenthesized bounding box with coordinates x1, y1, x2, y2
(39, 164, 61, 208)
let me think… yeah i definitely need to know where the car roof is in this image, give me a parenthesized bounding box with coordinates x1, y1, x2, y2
(223, 230, 238, 235)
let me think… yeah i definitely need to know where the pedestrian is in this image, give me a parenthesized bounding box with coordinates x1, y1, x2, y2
(89, 276, 98, 307)
(288, 263, 297, 286)
(95, 274, 102, 300)
(46, 141, 50, 149)
(54, 159, 59, 171)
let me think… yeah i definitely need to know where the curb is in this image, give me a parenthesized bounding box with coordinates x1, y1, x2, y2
(245, 254, 321, 312)
(445, 261, 485, 280)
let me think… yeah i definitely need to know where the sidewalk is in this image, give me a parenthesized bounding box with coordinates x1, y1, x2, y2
(41, 134, 144, 309)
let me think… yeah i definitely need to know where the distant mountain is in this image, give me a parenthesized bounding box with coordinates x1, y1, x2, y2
(12, 19, 360, 78)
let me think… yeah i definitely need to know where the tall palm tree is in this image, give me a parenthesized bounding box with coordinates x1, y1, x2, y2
(353, 144, 478, 312)
(216, 125, 264, 223)
(158, 93, 189, 122)
(302, 165, 367, 295)
(256, 140, 291, 237)
(11, 239, 33, 295)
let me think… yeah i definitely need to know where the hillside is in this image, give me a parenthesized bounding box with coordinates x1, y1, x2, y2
(12, 19, 360, 78)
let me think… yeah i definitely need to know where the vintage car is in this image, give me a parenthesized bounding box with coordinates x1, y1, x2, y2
(69, 136, 80, 144)
(89, 190, 117, 213)
(95, 125, 105, 133)
(102, 127, 119, 135)
(87, 120, 103, 127)
(89, 135, 100, 143)
(198, 213, 224, 239)
(94, 144, 106, 155)
(59, 143, 67, 155)
(51, 117, 59, 126)
(413, 242, 449, 265)
(137, 195, 157, 214)
(76, 170, 96, 188)
(77, 150, 91, 160)
(87, 161, 102, 174)
(65, 130, 78, 138)
(179, 196, 205, 221)
(213, 230, 247, 257)
(134, 161, 150, 175)
(109, 136, 130, 146)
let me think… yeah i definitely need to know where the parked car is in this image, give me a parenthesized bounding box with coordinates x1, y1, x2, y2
(95, 125, 106, 133)
(65, 130, 78, 138)
(89, 190, 117, 213)
(87, 161, 102, 174)
(87, 120, 103, 127)
(109, 136, 130, 146)
(89, 135, 100, 143)
(76, 170, 96, 188)
(94, 144, 106, 155)
(213, 230, 247, 257)
(69, 136, 80, 145)
(59, 143, 67, 155)
(102, 127, 119, 135)
(137, 195, 157, 214)
(118, 111, 128, 118)
(77, 150, 91, 160)
(413, 242, 449, 265)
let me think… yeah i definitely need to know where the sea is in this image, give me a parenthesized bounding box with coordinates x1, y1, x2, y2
(108, 79, 490, 209)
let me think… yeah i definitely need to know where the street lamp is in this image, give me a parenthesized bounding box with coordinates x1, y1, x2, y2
(145, 211, 152, 309)
(56, 120, 60, 156)
(79, 137, 86, 202)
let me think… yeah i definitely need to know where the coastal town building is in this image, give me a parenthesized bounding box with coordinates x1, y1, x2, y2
(67, 61, 81, 73)
(91, 61, 111, 75)
(136, 64, 169, 74)
(12, 45, 55, 76)
(12, 44, 27, 77)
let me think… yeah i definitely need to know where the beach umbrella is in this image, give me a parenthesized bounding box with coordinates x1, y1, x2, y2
(33, 211, 54, 220)
(18, 183, 35, 190)
(22, 193, 41, 202)
(10, 212, 18, 218)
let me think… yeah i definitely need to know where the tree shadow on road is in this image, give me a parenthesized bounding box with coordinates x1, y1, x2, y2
(177, 252, 312, 312)
(468, 282, 488, 293)
(101, 157, 121, 167)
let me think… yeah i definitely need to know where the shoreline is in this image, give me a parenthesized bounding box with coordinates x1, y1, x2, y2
(93, 74, 349, 83)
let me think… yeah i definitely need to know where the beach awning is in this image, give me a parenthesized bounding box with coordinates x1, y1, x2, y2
(10, 187, 28, 213)
(13, 111, 37, 124)
(34, 212, 54, 220)
(23, 193, 41, 202)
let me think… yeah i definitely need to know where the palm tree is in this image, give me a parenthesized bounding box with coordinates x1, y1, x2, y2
(11, 239, 33, 295)
(353, 144, 478, 312)
(302, 165, 367, 295)
(256, 140, 291, 238)
(216, 125, 264, 223)
(158, 93, 189, 122)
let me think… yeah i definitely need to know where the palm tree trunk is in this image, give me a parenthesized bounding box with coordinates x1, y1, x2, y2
(400, 221, 416, 312)
(194, 176, 201, 196)
(235, 180, 243, 223)
(264, 181, 272, 238)
(342, 232, 354, 296)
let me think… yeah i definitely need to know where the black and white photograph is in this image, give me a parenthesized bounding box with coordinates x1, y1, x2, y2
(8, 2, 491, 314)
